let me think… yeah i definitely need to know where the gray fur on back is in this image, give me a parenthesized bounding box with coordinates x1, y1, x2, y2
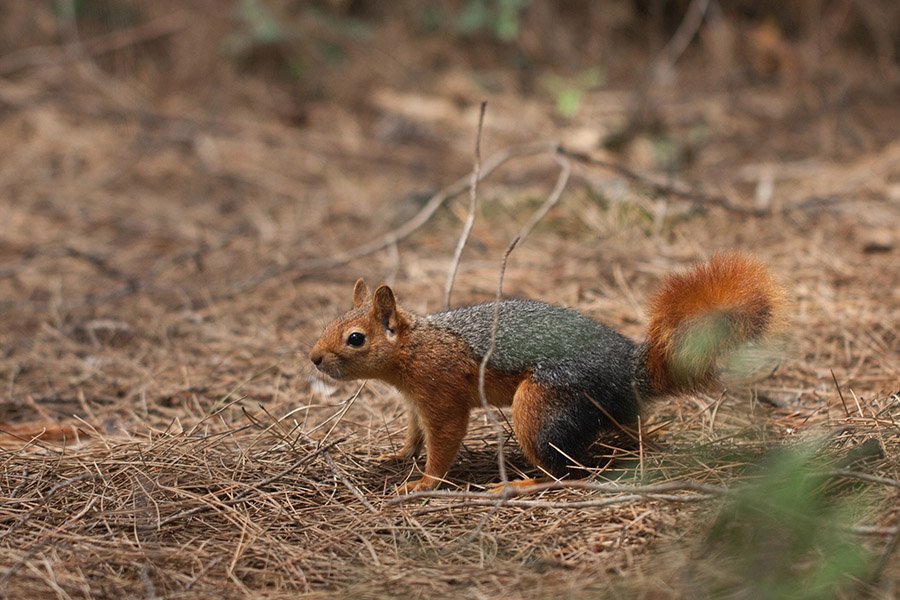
(425, 299, 637, 373)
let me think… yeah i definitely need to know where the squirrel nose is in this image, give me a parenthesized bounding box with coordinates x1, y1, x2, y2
(309, 350, 323, 367)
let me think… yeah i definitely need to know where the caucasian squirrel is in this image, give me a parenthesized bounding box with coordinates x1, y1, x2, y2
(309, 253, 783, 493)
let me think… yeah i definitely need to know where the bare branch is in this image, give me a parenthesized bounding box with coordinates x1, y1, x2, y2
(561, 146, 769, 216)
(216, 142, 556, 300)
(825, 469, 900, 490)
(477, 148, 572, 493)
(653, 0, 710, 80)
(388, 478, 727, 506)
(444, 101, 487, 309)
(0, 14, 186, 76)
(625, 0, 711, 136)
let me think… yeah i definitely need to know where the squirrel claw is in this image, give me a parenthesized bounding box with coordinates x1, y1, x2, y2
(487, 481, 510, 494)
(375, 452, 405, 462)
(487, 478, 550, 494)
(396, 478, 437, 494)
(375, 449, 419, 462)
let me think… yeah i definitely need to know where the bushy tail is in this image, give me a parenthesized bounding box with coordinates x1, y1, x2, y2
(645, 252, 784, 395)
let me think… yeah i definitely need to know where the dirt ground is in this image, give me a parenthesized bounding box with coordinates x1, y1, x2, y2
(0, 2, 898, 598)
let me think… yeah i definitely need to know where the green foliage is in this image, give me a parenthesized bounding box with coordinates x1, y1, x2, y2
(671, 312, 783, 389)
(649, 122, 708, 174)
(309, 6, 374, 41)
(455, 0, 530, 42)
(671, 312, 732, 387)
(51, 0, 141, 27)
(540, 68, 605, 119)
(223, 1, 373, 78)
(225, 0, 286, 56)
(51, 0, 81, 21)
(651, 134, 679, 173)
(703, 445, 872, 599)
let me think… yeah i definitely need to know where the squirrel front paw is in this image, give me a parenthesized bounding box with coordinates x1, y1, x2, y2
(375, 452, 404, 462)
(375, 446, 420, 463)
(396, 477, 438, 494)
(375, 450, 416, 463)
(487, 478, 549, 494)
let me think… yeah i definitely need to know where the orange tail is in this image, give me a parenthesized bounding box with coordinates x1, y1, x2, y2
(645, 252, 784, 394)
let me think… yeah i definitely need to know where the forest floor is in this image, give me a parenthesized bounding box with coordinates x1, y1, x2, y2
(0, 4, 898, 599)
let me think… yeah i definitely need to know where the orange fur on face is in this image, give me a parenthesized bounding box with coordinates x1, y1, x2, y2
(645, 252, 785, 393)
(308, 281, 414, 383)
(352, 278, 370, 308)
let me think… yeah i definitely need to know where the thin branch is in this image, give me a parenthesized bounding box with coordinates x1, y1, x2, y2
(477, 148, 572, 493)
(825, 469, 900, 490)
(293, 141, 553, 272)
(477, 243, 516, 489)
(444, 100, 487, 309)
(0, 14, 186, 76)
(220, 142, 556, 298)
(404, 493, 706, 511)
(323, 449, 377, 514)
(625, 0, 710, 135)
(652, 0, 710, 80)
(560, 146, 768, 216)
(62, 246, 140, 290)
(0, 245, 139, 288)
(515, 152, 572, 242)
(843, 525, 899, 537)
(831, 368, 851, 417)
(388, 479, 727, 506)
(5, 142, 557, 313)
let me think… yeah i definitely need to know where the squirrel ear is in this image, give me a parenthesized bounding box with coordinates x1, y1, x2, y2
(352, 278, 370, 308)
(372, 285, 400, 333)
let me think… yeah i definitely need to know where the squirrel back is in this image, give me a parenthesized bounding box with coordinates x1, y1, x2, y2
(426, 299, 637, 372)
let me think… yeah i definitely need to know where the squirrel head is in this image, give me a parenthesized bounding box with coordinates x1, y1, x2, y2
(309, 279, 410, 382)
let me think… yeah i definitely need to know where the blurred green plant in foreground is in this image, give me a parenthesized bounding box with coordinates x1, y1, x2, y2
(698, 444, 874, 599)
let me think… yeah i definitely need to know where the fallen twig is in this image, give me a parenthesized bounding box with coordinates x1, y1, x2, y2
(224, 142, 555, 295)
(0, 14, 186, 76)
(560, 146, 768, 216)
(323, 449, 377, 514)
(388, 478, 729, 506)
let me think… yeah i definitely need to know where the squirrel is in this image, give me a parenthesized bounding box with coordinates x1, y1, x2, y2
(309, 252, 783, 493)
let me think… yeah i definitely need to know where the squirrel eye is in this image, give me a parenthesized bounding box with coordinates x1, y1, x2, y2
(346, 332, 366, 347)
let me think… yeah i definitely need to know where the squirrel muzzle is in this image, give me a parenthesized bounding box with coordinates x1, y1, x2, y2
(308, 345, 347, 380)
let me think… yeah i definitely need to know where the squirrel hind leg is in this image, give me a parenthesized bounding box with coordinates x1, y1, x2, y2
(511, 378, 600, 479)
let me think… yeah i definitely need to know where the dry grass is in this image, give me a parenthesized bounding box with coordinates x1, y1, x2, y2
(1, 3, 899, 598)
